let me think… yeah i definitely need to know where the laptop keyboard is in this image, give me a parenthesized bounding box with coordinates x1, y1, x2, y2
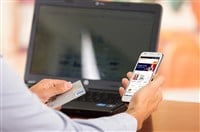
(77, 90, 122, 104)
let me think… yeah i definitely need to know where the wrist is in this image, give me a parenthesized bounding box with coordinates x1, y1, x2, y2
(126, 110, 144, 130)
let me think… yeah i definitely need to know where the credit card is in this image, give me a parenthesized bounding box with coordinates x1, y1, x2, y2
(47, 80, 86, 108)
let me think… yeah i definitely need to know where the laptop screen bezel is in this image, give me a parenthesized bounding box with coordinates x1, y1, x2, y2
(24, 0, 162, 90)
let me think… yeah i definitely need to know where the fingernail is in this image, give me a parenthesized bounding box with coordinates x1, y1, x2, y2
(65, 82, 72, 88)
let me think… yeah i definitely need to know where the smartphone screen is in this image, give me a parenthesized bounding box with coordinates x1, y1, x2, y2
(122, 52, 163, 102)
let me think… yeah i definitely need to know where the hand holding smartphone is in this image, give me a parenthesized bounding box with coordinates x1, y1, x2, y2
(122, 52, 163, 102)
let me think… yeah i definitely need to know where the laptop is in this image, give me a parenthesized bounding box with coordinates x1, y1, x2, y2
(25, 0, 162, 117)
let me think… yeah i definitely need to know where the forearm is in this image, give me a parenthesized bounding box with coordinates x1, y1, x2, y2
(1, 57, 137, 131)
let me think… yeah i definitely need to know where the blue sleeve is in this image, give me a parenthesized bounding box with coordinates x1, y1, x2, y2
(0, 56, 137, 132)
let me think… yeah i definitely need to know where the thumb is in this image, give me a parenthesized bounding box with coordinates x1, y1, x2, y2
(48, 82, 72, 97)
(119, 87, 125, 97)
(148, 76, 164, 92)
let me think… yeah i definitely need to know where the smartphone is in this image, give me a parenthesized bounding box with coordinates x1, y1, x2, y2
(122, 52, 163, 102)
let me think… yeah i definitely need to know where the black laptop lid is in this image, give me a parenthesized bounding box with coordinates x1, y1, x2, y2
(25, 0, 162, 90)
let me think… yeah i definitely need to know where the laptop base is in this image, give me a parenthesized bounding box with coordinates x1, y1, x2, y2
(61, 101, 127, 117)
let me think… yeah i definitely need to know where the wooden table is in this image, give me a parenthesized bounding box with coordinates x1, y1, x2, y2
(71, 100, 199, 131)
(139, 100, 200, 132)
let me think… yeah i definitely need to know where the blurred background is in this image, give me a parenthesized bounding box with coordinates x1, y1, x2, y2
(0, 0, 199, 102)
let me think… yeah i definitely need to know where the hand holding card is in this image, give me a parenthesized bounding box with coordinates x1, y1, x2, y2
(47, 80, 86, 108)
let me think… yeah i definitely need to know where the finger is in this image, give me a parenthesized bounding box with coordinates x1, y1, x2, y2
(127, 72, 133, 79)
(43, 79, 70, 88)
(151, 89, 163, 112)
(148, 76, 164, 92)
(157, 89, 163, 103)
(38, 79, 68, 89)
(55, 81, 72, 94)
(51, 79, 71, 87)
(48, 82, 72, 98)
(55, 106, 62, 111)
(153, 74, 158, 78)
(151, 74, 158, 81)
(121, 78, 129, 88)
(52, 79, 70, 84)
(119, 87, 125, 97)
(153, 97, 162, 112)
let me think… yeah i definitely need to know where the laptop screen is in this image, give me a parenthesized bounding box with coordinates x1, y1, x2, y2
(26, 1, 162, 86)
